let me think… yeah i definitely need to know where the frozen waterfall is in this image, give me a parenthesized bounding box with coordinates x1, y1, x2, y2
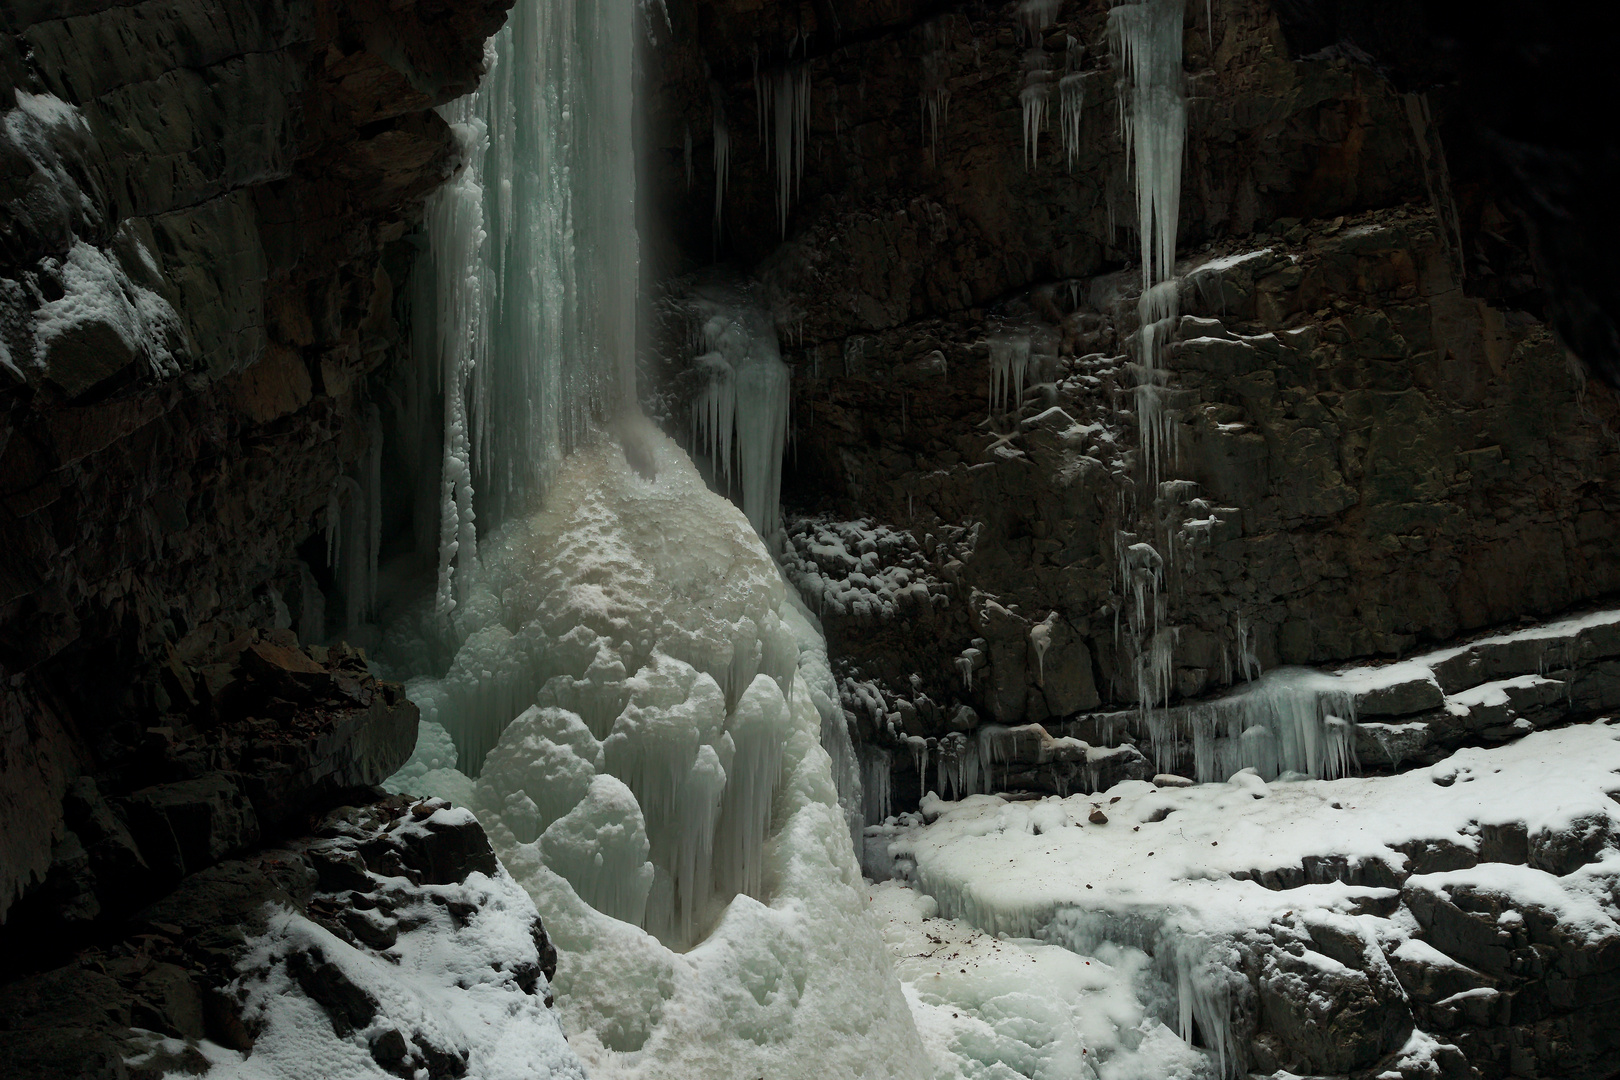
(417, 0, 638, 616)
(383, 1, 920, 1075)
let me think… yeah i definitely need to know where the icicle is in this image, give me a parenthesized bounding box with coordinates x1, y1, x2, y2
(687, 298, 790, 538)
(1060, 73, 1085, 171)
(1021, 79, 1048, 170)
(1110, 0, 1188, 491)
(1030, 613, 1058, 686)
(770, 64, 811, 238)
(712, 82, 730, 238)
(1016, 0, 1060, 44)
(987, 333, 1032, 415)
(862, 746, 893, 825)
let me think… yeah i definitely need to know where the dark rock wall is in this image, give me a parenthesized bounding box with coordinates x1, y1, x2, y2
(0, 0, 510, 921)
(640, 1, 1620, 746)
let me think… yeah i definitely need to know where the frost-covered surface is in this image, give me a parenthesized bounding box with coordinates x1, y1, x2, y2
(3, 92, 189, 394)
(781, 516, 949, 620)
(871, 881, 1214, 1080)
(191, 805, 584, 1080)
(867, 720, 1620, 1076)
(883, 722, 1620, 940)
(386, 425, 925, 1078)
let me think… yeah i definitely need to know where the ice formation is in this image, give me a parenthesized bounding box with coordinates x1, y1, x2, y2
(1109, 0, 1187, 490)
(417, 0, 638, 614)
(1021, 75, 1049, 170)
(920, 24, 952, 162)
(987, 332, 1032, 415)
(688, 296, 791, 537)
(871, 720, 1620, 1079)
(712, 81, 730, 237)
(382, 1, 923, 1071)
(1060, 72, 1087, 172)
(387, 430, 924, 1077)
(779, 516, 945, 619)
(755, 59, 811, 238)
(1143, 667, 1359, 782)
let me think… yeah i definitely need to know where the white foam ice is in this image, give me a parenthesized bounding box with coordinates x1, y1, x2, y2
(385, 426, 925, 1077)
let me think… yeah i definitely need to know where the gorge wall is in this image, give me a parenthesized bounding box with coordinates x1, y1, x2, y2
(638, 0, 1620, 794)
(0, 0, 510, 924)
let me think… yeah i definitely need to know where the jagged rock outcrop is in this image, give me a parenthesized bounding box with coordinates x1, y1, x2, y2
(0, 794, 574, 1080)
(0, 629, 418, 972)
(0, 0, 511, 921)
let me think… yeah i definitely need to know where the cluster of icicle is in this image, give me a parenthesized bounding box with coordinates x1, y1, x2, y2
(688, 295, 792, 538)
(1015, 1, 1089, 172)
(417, 0, 637, 618)
(918, 20, 952, 163)
(1105, 0, 1190, 721)
(1110, 0, 1186, 490)
(755, 51, 812, 238)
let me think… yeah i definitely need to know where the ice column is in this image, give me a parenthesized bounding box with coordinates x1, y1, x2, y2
(419, 0, 640, 615)
(1109, 0, 1186, 491)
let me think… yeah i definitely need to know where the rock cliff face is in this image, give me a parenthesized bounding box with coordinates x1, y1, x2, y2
(0, 0, 509, 920)
(639, 0, 1620, 778)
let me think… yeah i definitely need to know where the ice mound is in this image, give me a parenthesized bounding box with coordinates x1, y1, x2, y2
(387, 422, 923, 1078)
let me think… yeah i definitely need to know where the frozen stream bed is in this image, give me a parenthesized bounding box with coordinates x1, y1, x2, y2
(867, 720, 1620, 1079)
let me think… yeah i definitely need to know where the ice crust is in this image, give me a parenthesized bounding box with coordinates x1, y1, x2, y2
(868, 721, 1620, 1078)
(386, 428, 924, 1077)
(871, 881, 1215, 1080)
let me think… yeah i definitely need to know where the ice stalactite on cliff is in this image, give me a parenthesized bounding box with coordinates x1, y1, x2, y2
(711, 80, 730, 240)
(689, 298, 791, 539)
(1110, 0, 1186, 492)
(1105, 0, 1189, 726)
(919, 21, 952, 163)
(384, 1, 919, 1074)
(754, 55, 812, 239)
